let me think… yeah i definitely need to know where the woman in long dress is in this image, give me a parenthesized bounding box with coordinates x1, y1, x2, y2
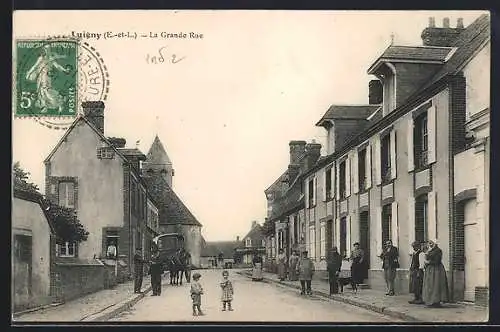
(288, 251, 299, 281)
(252, 253, 263, 281)
(277, 249, 287, 281)
(350, 242, 365, 291)
(422, 240, 449, 307)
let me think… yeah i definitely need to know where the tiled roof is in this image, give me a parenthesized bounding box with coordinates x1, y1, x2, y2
(143, 174, 202, 227)
(146, 135, 172, 165)
(380, 45, 453, 61)
(316, 105, 380, 126)
(117, 148, 147, 160)
(241, 223, 264, 242)
(201, 241, 239, 258)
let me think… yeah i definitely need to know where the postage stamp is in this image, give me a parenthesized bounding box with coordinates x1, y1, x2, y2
(15, 39, 78, 117)
(14, 37, 110, 129)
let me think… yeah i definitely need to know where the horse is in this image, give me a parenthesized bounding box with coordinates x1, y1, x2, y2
(179, 250, 192, 284)
(167, 255, 182, 286)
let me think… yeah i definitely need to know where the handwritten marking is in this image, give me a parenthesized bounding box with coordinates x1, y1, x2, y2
(146, 46, 186, 65)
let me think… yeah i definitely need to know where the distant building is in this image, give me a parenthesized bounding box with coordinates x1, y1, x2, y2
(234, 221, 266, 265)
(200, 239, 238, 269)
(142, 135, 203, 267)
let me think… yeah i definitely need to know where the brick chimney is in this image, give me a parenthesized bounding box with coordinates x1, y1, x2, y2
(289, 140, 307, 165)
(421, 17, 465, 47)
(368, 80, 383, 104)
(305, 141, 322, 169)
(82, 101, 105, 133)
(236, 236, 240, 242)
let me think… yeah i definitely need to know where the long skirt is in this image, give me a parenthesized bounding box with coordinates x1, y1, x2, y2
(289, 264, 298, 281)
(422, 264, 449, 305)
(350, 262, 365, 284)
(277, 263, 286, 280)
(252, 263, 263, 280)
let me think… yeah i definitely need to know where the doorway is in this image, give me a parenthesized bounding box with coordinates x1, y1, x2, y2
(463, 199, 481, 302)
(13, 234, 32, 307)
(359, 211, 370, 279)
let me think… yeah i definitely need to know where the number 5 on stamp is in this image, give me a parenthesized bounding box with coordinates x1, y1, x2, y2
(15, 39, 78, 117)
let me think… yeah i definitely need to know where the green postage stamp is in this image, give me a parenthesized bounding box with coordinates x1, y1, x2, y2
(15, 39, 78, 117)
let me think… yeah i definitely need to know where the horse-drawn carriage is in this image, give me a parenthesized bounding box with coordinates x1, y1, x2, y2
(152, 233, 191, 285)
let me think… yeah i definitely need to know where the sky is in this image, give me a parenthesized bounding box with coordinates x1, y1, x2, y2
(12, 10, 486, 241)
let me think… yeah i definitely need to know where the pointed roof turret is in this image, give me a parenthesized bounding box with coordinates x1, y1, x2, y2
(146, 135, 172, 165)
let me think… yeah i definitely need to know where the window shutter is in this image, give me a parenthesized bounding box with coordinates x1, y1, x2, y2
(335, 218, 340, 249)
(407, 117, 414, 172)
(375, 207, 383, 267)
(322, 170, 327, 201)
(353, 151, 359, 194)
(346, 215, 351, 258)
(374, 136, 382, 185)
(331, 166, 335, 199)
(428, 191, 437, 240)
(366, 144, 372, 189)
(390, 129, 397, 180)
(408, 196, 415, 246)
(305, 178, 310, 209)
(67, 182, 75, 208)
(428, 105, 437, 164)
(335, 164, 340, 201)
(345, 157, 351, 197)
(391, 202, 399, 248)
(313, 177, 317, 206)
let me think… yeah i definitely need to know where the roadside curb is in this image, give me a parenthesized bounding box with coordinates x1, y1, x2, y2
(80, 284, 153, 321)
(12, 302, 64, 318)
(237, 270, 421, 322)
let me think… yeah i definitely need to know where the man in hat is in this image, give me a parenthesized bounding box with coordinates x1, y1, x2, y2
(379, 240, 399, 296)
(297, 250, 315, 295)
(134, 248, 145, 293)
(408, 241, 425, 304)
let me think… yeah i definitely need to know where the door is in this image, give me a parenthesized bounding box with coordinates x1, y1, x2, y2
(359, 211, 370, 279)
(13, 234, 32, 307)
(464, 199, 482, 302)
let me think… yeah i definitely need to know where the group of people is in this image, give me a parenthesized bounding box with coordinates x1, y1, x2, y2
(189, 270, 235, 316)
(132, 246, 192, 296)
(250, 239, 449, 308)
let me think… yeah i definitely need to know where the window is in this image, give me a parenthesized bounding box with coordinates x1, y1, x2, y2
(382, 204, 392, 244)
(339, 160, 346, 199)
(278, 230, 285, 250)
(58, 182, 75, 208)
(325, 168, 332, 200)
(415, 195, 428, 244)
(57, 242, 76, 257)
(105, 233, 119, 258)
(381, 134, 391, 183)
(261, 239, 265, 247)
(358, 148, 367, 192)
(293, 216, 299, 245)
(319, 223, 326, 259)
(309, 227, 316, 259)
(414, 112, 429, 169)
(14, 234, 32, 263)
(339, 217, 347, 257)
(308, 178, 314, 207)
(245, 238, 252, 247)
(271, 237, 276, 257)
(97, 147, 115, 159)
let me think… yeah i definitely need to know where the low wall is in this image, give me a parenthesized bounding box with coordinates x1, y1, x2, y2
(51, 264, 106, 302)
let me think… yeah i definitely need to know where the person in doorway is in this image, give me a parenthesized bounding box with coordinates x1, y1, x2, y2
(251, 253, 263, 281)
(349, 242, 365, 293)
(134, 248, 145, 293)
(422, 239, 449, 307)
(277, 249, 287, 281)
(190, 272, 205, 316)
(220, 270, 234, 311)
(327, 247, 342, 296)
(106, 240, 117, 259)
(297, 250, 315, 295)
(150, 247, 163, 296)
(288, 250, 300, 281)
(408, 241, 425, 304)
(379, 240, 399, 296)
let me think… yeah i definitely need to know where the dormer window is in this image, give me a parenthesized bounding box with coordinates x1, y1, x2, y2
(97, 147, 115, 159)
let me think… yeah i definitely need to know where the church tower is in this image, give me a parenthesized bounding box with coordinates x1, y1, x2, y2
(143, 135, 174, 187)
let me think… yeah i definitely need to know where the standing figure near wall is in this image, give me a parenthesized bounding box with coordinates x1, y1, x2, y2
(288, 250, 299, 281)
(422, 240, 449, 308)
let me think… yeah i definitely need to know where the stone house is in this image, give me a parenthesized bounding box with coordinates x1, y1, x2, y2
(234, 221, 266, 265)
(200, 239, 238, 269)
(299, 15, 490, 304)
(44, 101, 160, 283)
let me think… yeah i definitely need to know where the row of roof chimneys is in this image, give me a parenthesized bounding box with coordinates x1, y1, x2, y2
(428, 17, 464, 29)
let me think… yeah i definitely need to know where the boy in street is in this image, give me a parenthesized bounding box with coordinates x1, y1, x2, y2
(190, 272, 205, 316)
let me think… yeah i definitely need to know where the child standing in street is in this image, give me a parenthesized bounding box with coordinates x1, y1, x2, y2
(220, 270, 234, 311)
(190, 272, 204, 316)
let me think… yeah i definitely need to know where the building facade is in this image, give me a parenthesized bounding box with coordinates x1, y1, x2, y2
(44, 101, 159, 277)
(234, 221, 266, 265)
(266, 15, 490, 305)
